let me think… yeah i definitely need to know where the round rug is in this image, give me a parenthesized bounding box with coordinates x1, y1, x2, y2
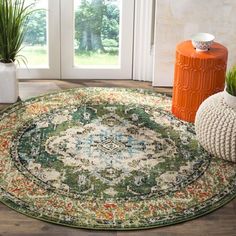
(0, 88, 235, 230)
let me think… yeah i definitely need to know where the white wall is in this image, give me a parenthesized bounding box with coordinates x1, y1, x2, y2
(153, 0, 236, 87)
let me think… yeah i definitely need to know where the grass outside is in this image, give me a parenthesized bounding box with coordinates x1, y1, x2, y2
(21, 45, 48, 67)
(74, 52, 119, 66)
(21, 45, 119, 67)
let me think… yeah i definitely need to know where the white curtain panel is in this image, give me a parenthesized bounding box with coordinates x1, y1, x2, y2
(133, 0, 155, 82)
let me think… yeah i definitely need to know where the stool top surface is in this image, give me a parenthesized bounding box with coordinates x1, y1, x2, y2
(176, 40, 228, 59)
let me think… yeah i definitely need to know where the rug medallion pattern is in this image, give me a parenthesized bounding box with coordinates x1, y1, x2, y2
(0, 88, 235, 230)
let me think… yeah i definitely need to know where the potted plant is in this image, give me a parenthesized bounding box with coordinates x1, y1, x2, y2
(195, 66, 236, 163)
(0, 0, 35, 103)
(224, 66, 236, 110)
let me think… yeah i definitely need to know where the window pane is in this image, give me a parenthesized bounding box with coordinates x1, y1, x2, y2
(21, 0, 48, 68)
(74, 0, 120, 67)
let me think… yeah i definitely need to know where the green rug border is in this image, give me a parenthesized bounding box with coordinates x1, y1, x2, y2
(0, 192, 235, 231)
(0, 87, 235, 231)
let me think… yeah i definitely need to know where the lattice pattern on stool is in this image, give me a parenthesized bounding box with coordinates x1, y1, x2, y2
(195, 92, 236, 162)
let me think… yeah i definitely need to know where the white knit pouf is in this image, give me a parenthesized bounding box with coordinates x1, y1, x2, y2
(195, 92, 236, 162)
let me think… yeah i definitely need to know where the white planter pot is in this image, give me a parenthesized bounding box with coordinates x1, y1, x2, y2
(224, 90, 236, 110)
(0, 62, 19, 103)
(195, 92, 236, 163)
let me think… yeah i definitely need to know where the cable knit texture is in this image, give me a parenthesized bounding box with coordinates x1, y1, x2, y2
(195, 92, 236, 162)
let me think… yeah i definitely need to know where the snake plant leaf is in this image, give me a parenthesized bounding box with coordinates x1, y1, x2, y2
(0, 0, 36, 64)
(226, 66, 236, 96)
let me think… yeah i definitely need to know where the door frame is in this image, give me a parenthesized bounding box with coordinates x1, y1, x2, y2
(17, 0, 154, 82)
(18, 0, 61, 79)
(60, 0, 135, 80)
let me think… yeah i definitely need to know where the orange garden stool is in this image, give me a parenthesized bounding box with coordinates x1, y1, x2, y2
(172, 40, 228, 123)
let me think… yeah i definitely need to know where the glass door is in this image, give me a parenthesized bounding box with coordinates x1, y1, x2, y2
(61, 0, 135, 79)
(18, 0, 60, 79)
(18, 0, 135, 80)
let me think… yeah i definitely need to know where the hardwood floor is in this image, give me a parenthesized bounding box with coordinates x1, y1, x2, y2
(18, 79, 173, 95)
(0, 80, 235, 236)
